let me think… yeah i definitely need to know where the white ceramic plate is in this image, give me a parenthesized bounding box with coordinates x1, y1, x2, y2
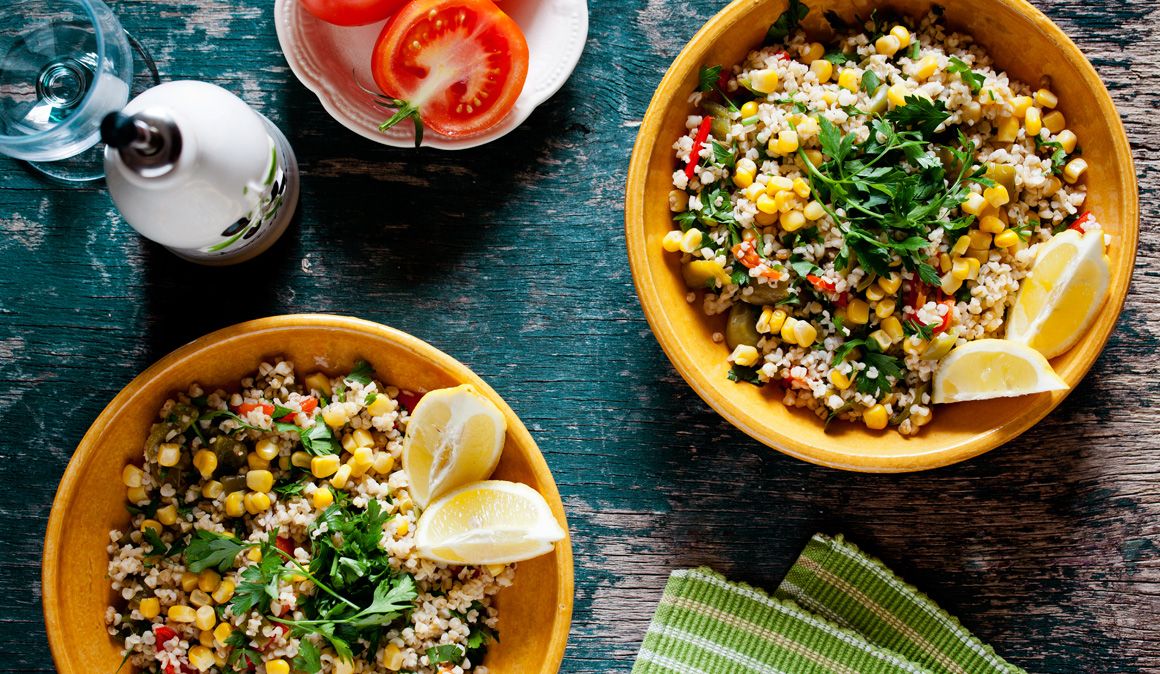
(274, 0, 588, 150)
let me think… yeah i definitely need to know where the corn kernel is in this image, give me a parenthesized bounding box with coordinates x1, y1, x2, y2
(302, 372, 332, 397)
(212, 580, 236, 604)
(330, 464, 352, 490)
(213, 622, 233, 646)
(962, 101, 983, 124)
(780, 316, 799, 344)
(313, 486, 334, 509)
(743, 183, 766, 202)
(351, 445, 375, 470)
(156, 504, 178, 526)
(801, 41, 825, 64)
(938, 252, 952, 273)
(248, 491, 273, 514)
(1024, 106, 1042, 135)
(224, 491, 245, 517)
(755, 193, 780, 215)
(961, 192, 987, 216)
(887, 83, 910, 107)
(311, 454, 341, 478)
(952, 235, 971, 256)
(175, 572, 198, 593)
(157, 443, 182, 468)
(803, 200, 827, 221)
(876, 298, 897, 319)
(322, 406, 350, 428)
(168, 605, 196, 623)
(755, 308, 785, 335)
(265, 660, 290, 674)
(198, 569, 221, 594)
(838, 68, 859, 92)
(965, 256, 981, 280)
(749, 68, 779, 94)
(968, 229, 993, 249)
(1034, 88, 1058, 109)
(254, 437, 280, 461)
(733, 158, 757, 188)
(765, 176, 793, 194)
(1010, 95, 1032, 118)
(881, 315, 904, 342)
(978, 214, 1004, 234)
(383, 643, 406, 670)
(791, 178, 811, 199)
(780, 210, 806, 232)
(794, 321, 818, 347)
(730, 345, 760, 367)
(199, 480, 223, 500)
(863, 404, 889, 430)
(395, 519, 410, 537)
(875, 34, 901, 57)
(966, 247, 990, 263)
(903, 336, 926, 355)
(246, 453, 270, 470)
(740, 101, 759, 118)
(994, 229, 1020, 248)
(772, 189, 796, 211)
(122, 465, 144, 488)
(680, 228, 704, 254)
(868, 330, 893, 351)
(802, 149, 823, 167)
(198, 629, 214, 648)
(773, 130, 799, 155)
(995, 116, 1020, 143)
(139, 519, 162, 536)
(138, 597, 160, 620)
(247, 546, 263, 563)
(365, 394, 394, 417)
(188, 645, 215, 672)
(914, 56, 938, 80)
(846, 299, 870, 325)
(372, 452, 395, 475)
(951, 257, 971, 280)
(940, 272, 963, 295)
(1048, 130, 1076, 157)
(829, 369, 853, 390)
(865, 284, 885, 302)
(876, 273, 901, 294)
(983, 184, 1009, 207)
(1063, 157, 1088, 184)
(195, 604, 216, 630)
(1043, 110, 1066, 134)
(246, 469, 274, 493)
(811, 58, 833, 83)
(287, 452, 311, 471)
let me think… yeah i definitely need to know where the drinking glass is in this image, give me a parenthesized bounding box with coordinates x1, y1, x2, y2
(0, 0, 155, 183)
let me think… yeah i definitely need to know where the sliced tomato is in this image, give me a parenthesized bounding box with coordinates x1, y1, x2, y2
(153, 624, 178, 646)
(300, 0, 408, 26)
(235, 402, 274, 416)
(371, 0, 529, 141)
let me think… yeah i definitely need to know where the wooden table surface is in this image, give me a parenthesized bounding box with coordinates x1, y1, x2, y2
(2, 0, 1157, 671)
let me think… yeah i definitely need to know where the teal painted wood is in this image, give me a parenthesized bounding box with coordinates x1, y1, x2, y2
(1, 0, 1158, 671)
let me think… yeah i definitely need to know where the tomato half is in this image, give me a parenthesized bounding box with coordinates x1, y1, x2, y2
(371, 0, 529, 139)
(300, 0, 408, 26)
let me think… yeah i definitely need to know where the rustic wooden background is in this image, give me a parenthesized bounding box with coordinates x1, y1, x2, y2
(1, 0, 1157, 671)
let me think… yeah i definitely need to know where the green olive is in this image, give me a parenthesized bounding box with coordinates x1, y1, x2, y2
(683, 260, 728, 289)
(985, 163, 1017, 194)
(725, 303, 762, 349)
(702, 102, 733, 137)
(220, 474, 247, 494)
(211, 436, 248, 473)
(865, 85, 890, 115)
(741, 280, 790, 305)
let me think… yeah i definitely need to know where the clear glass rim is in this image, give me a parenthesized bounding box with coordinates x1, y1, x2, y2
(0, 0, 109, 146)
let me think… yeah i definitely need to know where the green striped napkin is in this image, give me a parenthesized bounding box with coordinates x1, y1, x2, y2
(633, 533, 1024, 674)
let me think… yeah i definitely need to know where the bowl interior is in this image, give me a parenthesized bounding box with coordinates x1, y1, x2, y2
(626, 0, 1138, 471)
(42, 315, 573, 673)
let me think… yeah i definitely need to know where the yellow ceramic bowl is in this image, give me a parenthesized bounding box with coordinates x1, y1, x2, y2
(42, 315, 573, 672)
(626, 0, 1138, 471)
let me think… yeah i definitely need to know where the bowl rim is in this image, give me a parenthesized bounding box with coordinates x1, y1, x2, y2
(624, 0, 1139, 472)
(41, 313, 574, 672)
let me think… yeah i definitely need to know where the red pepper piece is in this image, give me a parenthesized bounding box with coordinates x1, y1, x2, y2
(397, 390, 425, 412)
(1069, 211, 1093, 232)
(234, 402, 274, 416)
(806, 274, 836, 292)
(153, 624, 178, 646)
(931, 299, 956, 334)
(277, 397, 317, 422)
(275, 536, 294, 557)
(837, 292, 849, 308)
(684, 116, 714, 180)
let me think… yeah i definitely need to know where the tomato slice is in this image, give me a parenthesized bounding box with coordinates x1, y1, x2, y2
(371, 0, 529, 140)
(300, 0, 409, 26)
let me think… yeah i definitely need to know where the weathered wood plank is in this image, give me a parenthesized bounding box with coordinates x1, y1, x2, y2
(1, 0, 1158, 671)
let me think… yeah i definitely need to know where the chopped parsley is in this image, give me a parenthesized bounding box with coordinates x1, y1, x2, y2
(856, 351, 905, 399)
(766, 0, 809, 43)
(727, 365, 764, 386)
(947, 57, 985, 94)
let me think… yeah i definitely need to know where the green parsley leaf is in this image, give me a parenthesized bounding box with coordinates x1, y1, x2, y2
(292, 638, 323, 674)
(711, 140, 736, 169)
(346, 360, 375, 386)
(824, 51, 854, 65)
(883, 96, 950, 137)
(427, 644, 466, 666)
(947, 57, 985, 94)
(831, 338, 869, 366)
(274, 478, 307, 497)
(766, 0, 809, 43)
(727, 365, 764, 386)
(698, 65, 723, 93)
(903, 319, 934, 340)
(185, 529, 253, 573)
(856, 351, 904, 400)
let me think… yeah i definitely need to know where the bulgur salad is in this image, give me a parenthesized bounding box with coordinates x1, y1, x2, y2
(662, 1, 1110, 434)
(107, 359, 510, 674)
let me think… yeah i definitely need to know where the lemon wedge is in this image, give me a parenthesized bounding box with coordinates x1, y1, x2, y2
(415, 480, 566, 565)
(402, 384, 506, 508)
(932, 338, 1068, 403)
(1006, 229, 1110, 358)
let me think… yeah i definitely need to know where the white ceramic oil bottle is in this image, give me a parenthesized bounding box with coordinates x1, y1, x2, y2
(102, 80, 299, 265)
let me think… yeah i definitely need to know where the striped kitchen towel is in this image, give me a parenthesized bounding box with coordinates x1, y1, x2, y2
(633, 533, 1024, 674)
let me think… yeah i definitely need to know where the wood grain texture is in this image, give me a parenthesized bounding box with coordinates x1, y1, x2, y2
(1, 0, 1157, 671)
